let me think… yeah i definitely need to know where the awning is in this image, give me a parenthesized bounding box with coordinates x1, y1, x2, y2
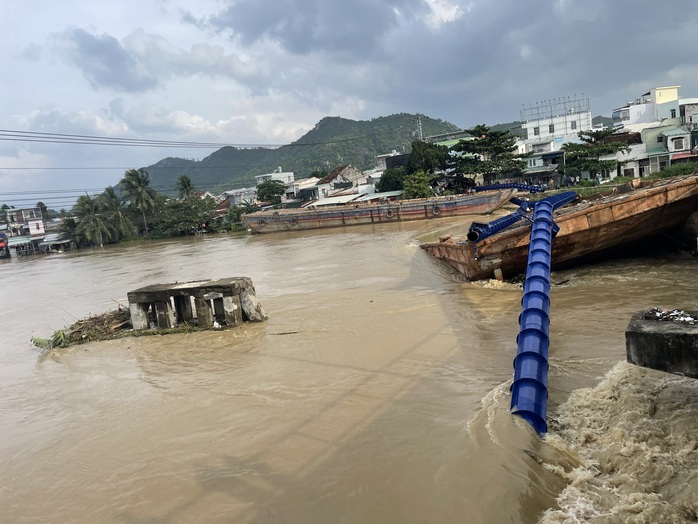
(671, 152, 696, 160)
(542, 151, 564, 160)
(7, 236, 33, 246)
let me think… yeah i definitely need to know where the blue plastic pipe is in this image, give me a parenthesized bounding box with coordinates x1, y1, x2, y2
(467, 207, 528, 242)
(510, 191, 577, 434)
(474, 183, 544, 194)
(467, 191, 576, 243)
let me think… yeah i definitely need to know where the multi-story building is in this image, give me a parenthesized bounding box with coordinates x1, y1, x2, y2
(6, 207, 45, 256)
(521, 97, 593, 143)
(6, 207, 45, 238)
(608, 86, 698, 178)
(612, 86, 680, 130)
(517, 96, 593, 184)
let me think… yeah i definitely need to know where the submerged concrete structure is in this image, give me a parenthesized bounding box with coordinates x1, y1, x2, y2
(127, 277, 267, 331)
(626, 309, 698, 379)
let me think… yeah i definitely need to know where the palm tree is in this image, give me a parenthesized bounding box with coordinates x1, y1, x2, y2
(36, 201, 49, 223)
(100, 186, 137, 241)
(73, 194, 109, 247)
(176, 174, 196, 200)
(120, 169, 158, 235)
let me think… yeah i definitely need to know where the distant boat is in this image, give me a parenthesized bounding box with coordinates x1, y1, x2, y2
(421, 174, 698, 280)
(242, 189, 517, 234)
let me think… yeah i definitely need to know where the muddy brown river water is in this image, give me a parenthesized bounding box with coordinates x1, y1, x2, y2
(1, 216, 697, 523)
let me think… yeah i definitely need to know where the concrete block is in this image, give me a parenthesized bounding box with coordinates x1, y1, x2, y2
(195, 297, 214, 328)
(174, 296, 194, 322)
(626, 309, 698, 378)
(129, 302, 150, 331)
(154, 301, 176, 329)
(240, 290, 268, 322)
(221, 295, 243, 326)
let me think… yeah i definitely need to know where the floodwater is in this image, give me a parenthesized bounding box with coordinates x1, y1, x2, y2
(1, 216, 697, 523)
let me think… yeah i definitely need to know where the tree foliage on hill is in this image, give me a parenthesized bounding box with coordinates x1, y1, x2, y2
(144, 114, 461, 194)
(561, 129, 630, 178)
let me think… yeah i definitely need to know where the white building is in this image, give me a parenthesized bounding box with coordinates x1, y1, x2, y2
(516, 96, 593, 182)
(612, 86, 681, 131)
(520, 96, 593, 145)
(222, 187, 257, 206)
(255, 167, 295, 186)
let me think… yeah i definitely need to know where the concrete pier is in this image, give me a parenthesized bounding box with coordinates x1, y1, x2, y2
(127, 277, 267, 331)
(626, 309, 698, 379)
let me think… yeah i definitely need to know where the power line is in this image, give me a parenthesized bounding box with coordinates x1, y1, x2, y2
(0, 129, 362, 149)
(0, 129, 278, 149)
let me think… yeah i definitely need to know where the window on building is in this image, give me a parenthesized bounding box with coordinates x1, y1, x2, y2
(672, 137, 685, 150)
(528, 159, 537, 167)
(533, 127, 540, 136)
(657, 136, 664, 143)
(35, 223, 40, 230)
(670, 109, 677, 119)
(549, 124, 555, 134)
(571, 121, 577, 130)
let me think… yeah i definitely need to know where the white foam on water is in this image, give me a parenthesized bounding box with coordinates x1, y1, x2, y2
(540, 361, 698, 523)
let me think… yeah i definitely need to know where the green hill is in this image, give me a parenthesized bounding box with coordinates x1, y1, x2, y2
(144, 113, 614, 194)
(144, 113, 460, 193)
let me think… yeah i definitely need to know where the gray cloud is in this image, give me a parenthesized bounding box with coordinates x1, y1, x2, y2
(205, 0, 427, 56)
(60, 28, 159, 92)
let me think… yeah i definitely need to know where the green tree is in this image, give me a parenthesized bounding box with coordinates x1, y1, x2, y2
(120, 169, 159, 235)
(450, 124, 526, 179)
(72, 194, 110, 247)
(36, 201, 49, 221)
(100, 186, 137, 241)
(376, 167, 407, 192)
(1, 203, 11, 223)
(402, 170, 436, 199)
(561, 129, 631, 179)
(58, 217, 82, 246)
(176, 174, 196, 200)
(256, 179, 288, 203)
(239, 200, 258, 214)
(407, 141, 450, 174)
(150, 196, 217, 238)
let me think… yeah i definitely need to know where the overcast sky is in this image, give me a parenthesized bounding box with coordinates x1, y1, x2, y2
(2, 0, 697, 209)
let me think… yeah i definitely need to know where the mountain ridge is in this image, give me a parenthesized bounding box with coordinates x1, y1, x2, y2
(144, 113, 461, 193)
(143, 112, 613, 194)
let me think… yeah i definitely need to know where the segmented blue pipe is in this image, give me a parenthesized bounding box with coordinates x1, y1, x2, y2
(475, 183, 545, 193)
(468, 191, 576, 243)
(510, 191, 577, 434)
(467, 207, 528, 242)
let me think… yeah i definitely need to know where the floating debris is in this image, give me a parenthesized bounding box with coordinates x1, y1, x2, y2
(644, 308, 696, 325)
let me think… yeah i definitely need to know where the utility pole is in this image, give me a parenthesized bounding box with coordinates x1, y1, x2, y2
(416, 114, 424, 141)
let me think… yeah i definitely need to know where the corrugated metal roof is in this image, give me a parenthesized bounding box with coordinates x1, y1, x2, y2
(7, 236, 32, 246)
(353, 191, 403, 202)
(661, 128, 689, 137)
(303, 194, 362, 207)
